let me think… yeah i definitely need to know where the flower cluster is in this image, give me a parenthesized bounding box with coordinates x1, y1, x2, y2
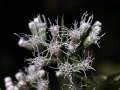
(4, 12, 105, 90)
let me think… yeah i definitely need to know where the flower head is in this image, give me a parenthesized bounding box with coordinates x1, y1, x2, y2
(64, 41, 81, 53)
(34, 79, 49, 90)
(68, 21, 81, 41)
(31, 73, 49, 90)
(77, 51, 95, 78)
(80, 12, 93, 32)
(48, 17, 60, 36)
(29, 15, 47, 30)
(89, 32, 105, 48)
(57, 58, 80, 83)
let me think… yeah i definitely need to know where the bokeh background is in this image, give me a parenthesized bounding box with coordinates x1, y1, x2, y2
(0, 0, 120, 89)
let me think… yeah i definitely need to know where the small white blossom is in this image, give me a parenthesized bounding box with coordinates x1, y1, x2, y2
(19, 65, 38, 84)
(26, 46, 46, 68)
(77, 51, 95, 78)
(37, 69, 45, 78)
(28, 65, 36, 73)
(80, 12, 93, 31)
(32, 74, 49, 90)
(28, 21, 35, 29)
(43, 37, 67, 63)
(89, 32, 105, 48)
(6, 85, 14, 90)
(17, 80, 26, 88)
(37, 15, 47, 29)
(64, 41, 81, 53)
(48, 17, 60, 36)
(35, 79, 49, 90)
(48, 41, 61, 55)
(13, 86, 19, 90)
(4, 77, 12, 83)
(15, 72, 24, 81)
(14, 33, 45, 49)
(57, 58, 80, 83)
(94, 21, 102, 26)
(18, 38, 27, 47)
(91, 25, 101, 35)
(27, 56, 45, 68)
(31, 15, 47, 29)
(5, 82, 13, 88)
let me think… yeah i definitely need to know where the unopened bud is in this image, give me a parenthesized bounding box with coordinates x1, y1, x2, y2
(34, 17, 39, 23)
(5, 82, 13, 88)
(15, 72, 23, 81)
(91, 25, 101, 35)
(49, 25, 60, 35)
(94, 21, 101, 26)
(28, 21, 35, 29)
(14, 86, 19, 90)
(28, 65, 36, 73)
(37, 69, 45, 78)
(56, 71, 61, 77)
(4, 77, 12, 83)
(18, 38, 26, 47)
(17, 81, 26, 88)
(6, 85, 14, 90)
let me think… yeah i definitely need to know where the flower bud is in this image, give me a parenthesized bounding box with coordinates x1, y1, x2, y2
(28, 65, 36, 73)
(93, 21, 101, 26)
(5, 82, 13, 88)
(80, 12, 93, 37)
(28, 21, 35, 29)
(18, 38, 26, 47)
(15, 72, 23, 81)
(4, 77, 12, 83)
(17, 80, 26, 88)
(83, 32, 105, 48)
(37, 69, 45, 78)
(6, 85, 14, 90)
(56, 71, 61, 77)
(34, 17, 39, 24)
(14, 86, 19, 90)
(91, 21, 102, 35)
(49, 25, 60, 36)
(91, 25, 101, 35)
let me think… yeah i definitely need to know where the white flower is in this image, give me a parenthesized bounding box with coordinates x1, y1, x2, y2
(68, 20, 81, 40)
(35, 79, 49, 90)
(64, 41, 81, 53)
(33, 14, 47, 29)
(80, 12, 93, 31)
(15, 72, 24, 81)
(17, 80, 26, 88)
(56, 58, 80, 83)
(89, 32, 105, 48)
(28, 21, 35, 29)
(92, 25, 101, 35)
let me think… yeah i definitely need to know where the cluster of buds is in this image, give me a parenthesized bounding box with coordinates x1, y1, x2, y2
(4, 77, 19, 90)
(4, 12, 105, 90)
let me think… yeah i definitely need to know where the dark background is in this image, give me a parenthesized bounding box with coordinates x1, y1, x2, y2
(0, 0, 120, 89)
